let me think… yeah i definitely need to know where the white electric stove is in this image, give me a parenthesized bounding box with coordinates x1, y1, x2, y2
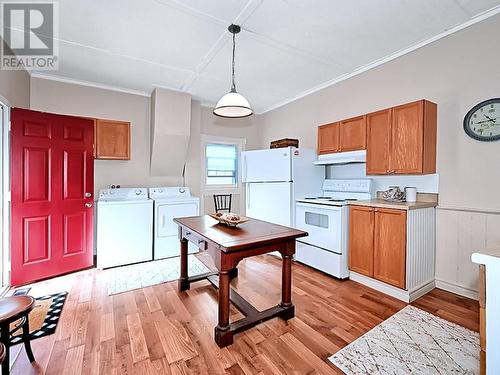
(295, 179, 373, 278)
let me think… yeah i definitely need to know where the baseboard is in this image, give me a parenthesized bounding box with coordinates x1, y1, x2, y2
(350, 272, 435, 303)
(435, 278, 478, 300)
(350, 272, 411, 303)
(409, 279, 436, 301)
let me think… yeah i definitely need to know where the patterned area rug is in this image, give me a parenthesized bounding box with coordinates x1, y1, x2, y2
(328, 306, 479, 375)
(105, 255, 211, 295)
(10, 292, 67, 345)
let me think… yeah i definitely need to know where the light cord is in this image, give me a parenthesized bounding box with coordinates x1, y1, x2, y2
(231, 30, 236, 92)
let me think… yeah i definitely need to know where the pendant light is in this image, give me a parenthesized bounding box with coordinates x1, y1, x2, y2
(213, 24, 253, 118)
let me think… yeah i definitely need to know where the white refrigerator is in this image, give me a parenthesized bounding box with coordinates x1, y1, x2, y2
(242, 147, 324, 227)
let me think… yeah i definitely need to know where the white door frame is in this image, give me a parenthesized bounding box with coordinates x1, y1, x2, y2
(0, 96, 11, 288)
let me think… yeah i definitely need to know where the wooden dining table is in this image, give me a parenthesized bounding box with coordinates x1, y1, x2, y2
(174, 215, 307, 347)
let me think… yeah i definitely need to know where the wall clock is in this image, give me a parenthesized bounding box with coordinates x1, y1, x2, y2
(463, 98, 500, 141)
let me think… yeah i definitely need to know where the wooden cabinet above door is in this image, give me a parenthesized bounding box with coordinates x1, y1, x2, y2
(94, 119, 131, 160)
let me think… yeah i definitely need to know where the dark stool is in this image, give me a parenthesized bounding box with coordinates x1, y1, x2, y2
(0, 296, 36, 374)
(0, 343, 5, 369)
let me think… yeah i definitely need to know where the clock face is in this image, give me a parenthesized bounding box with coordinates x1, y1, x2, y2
(464, 98, 500, 141)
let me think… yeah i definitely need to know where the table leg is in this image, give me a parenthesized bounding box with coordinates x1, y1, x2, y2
(280, 253, 295, 320)
(215, 270, 233, 347)
(178, 238, 190, 291)
(281, 254, 292, 307)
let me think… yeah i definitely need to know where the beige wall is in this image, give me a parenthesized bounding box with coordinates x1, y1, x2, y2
(30, 77, 174, 192)
(0, 41, 30, 107)
(259, 14, 500, 297)
(30, 77, 262, 204)
(185, 102, 262, 214)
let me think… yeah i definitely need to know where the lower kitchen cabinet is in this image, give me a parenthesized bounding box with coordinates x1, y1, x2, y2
(373, 208, 406, 289)
(349, 206, 374, 277)
(348, 205, 436, 302)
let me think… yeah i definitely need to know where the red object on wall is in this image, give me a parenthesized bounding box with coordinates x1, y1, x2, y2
(10, 108, 94, 286)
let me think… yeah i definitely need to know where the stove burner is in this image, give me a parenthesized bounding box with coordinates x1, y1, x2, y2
(344, 198, 358, 201)
(328, 199, 345, 202)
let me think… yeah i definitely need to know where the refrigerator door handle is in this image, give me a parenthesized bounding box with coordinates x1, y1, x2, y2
(247, 185, 250, 209)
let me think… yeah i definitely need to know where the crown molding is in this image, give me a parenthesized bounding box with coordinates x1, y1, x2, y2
(30, 72, 152, 97)
(259, 6, 500, 115)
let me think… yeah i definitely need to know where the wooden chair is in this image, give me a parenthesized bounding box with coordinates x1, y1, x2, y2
(0, 296, 36, 374)
(213, 194, 232, 213)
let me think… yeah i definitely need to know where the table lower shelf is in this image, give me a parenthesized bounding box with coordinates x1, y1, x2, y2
(178, 271, 295, 347)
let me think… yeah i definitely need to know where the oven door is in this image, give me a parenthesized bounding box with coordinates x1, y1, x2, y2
(295, 202, 342, 254)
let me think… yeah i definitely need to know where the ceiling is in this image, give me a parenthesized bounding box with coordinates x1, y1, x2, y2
(25, 0, 500, 113)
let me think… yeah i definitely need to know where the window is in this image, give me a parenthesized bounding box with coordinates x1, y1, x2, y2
(205, 143, 238, 186)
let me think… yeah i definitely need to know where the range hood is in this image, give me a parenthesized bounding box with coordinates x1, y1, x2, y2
(314, 150, 366, 165)
(150, 88, 191, 177)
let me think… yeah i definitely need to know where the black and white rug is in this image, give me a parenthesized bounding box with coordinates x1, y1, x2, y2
(10, 292, 67, 345)
(328, 306, 479, 374)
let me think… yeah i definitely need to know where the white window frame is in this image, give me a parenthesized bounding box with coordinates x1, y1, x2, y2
(200, 134, 246, 212)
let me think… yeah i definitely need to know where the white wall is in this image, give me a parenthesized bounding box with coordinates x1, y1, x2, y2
(326, 164, 439, 194)
(259, 14, 500, 297)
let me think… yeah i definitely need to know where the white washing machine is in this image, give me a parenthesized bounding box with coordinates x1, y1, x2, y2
(97, 187, 153, 269)
(149, 187, 200, 259)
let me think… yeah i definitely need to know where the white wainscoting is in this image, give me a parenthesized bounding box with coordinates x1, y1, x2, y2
(407, 208, 436, 292)
(435, 206, 500, 300)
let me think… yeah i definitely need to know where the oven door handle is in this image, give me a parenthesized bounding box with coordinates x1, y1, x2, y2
(295, 202, 342, 211)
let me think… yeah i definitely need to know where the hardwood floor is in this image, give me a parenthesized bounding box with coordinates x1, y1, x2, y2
(10, 254, 479, 374)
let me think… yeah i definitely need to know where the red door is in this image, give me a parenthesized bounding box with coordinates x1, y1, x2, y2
(10, 108, 94, 285)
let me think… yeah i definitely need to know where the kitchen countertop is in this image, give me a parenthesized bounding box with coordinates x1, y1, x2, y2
(348, 199, 437, 210)
(471, 245, 500, 265)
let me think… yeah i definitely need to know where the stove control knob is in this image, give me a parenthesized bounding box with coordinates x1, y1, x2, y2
(135, 189, 142, 195)
(179, 187, 185, 193)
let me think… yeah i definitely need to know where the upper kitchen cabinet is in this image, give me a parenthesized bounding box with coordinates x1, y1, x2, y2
(94, 119, 131, 160)
(317, 122, 340, 154)
(339, 115, 366, 151)
(317, 116, 366, 154)
(367, 100, 437, 175)
(366, 109, 391, 174)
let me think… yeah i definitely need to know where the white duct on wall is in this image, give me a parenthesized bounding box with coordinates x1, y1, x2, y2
(150, 88, 191, 177)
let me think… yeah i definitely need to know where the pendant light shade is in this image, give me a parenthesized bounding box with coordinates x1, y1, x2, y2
(213, 24, 253, 118)
(213, 91, 253, 118)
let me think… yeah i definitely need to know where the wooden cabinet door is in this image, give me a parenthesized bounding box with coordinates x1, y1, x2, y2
(349, 206, 374, 277)
(390, 101, 424, 174)
(339, 115, 366, 151)
(373, 208, 406, 289)
(317, 123, 339, 154)
(95, 119, 131, 160)
(366, 109, 391, 174)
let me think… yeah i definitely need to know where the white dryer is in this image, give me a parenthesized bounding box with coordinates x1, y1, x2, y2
(149, 187, 200, 259)
(97, 187, 153, 269)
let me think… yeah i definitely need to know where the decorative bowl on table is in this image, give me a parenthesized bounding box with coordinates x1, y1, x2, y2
(210, 212, 248, 227)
